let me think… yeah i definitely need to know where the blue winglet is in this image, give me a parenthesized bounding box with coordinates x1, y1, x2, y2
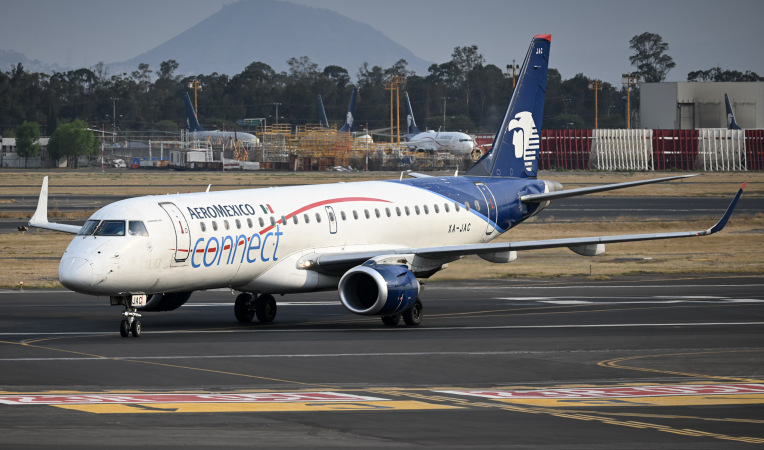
(708, 183, 746, 234)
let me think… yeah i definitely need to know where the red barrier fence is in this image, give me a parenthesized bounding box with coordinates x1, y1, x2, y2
(746, 130, 764, 170)
(652, 130, 699, 170)
(539, 129, 592, 170)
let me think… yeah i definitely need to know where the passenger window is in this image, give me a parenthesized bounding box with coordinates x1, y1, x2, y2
(423, 205, 429, 214)
(200, 222, 207, 232)
(292, 215, 298, 225)
(385, 208, 391, 217)
(464, 202, 470, 212)
(247, 218, 253, 228)
(455, 203, 460, 212)
(415, 206, 420, 215)
(434, 204, 440, 214)
(444, 203, 450, 213)
(281, 215, 287, 226)
(364, 209, 370, 219)
(235, 219, 241, 229)
(395, 207, 401, 216)
(78, 220, 100, 236)
(128, 221, 149, 236)
(374, 208, 380, 218)
(316, 213, 322, 223)
(405, 206, 410, 216)
(474, 200, 481, 211)
(353, 210, 358, 220)
(224, 220, 230, 230)
(328, 211, 335, 222)
(270, 217, 276, 226)
(341, 211, 347, 221)
(258, 217, 265, 227)
(304, 214, 310, 224)
(212, 221, 218, 231)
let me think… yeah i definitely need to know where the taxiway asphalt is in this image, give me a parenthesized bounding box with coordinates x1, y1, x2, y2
(1, 275, 762, 448)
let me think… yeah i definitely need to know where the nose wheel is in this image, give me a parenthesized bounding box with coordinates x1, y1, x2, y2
(120, 307, 142, 337)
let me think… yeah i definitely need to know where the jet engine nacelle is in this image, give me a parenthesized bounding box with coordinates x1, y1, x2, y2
(338, 262, 419, 316)
(138, 291, 193, 312)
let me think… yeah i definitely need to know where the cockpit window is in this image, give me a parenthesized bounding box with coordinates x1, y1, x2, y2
(95, 220, 126, 236)
(78, 220, 100, 236)
(128, 221, 149, 236)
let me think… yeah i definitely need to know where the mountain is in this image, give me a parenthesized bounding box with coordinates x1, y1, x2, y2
(0, 50, 62, 74)
(112, 0, 433, 78)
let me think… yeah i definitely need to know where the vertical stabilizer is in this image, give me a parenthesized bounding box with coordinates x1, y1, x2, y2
(404, 91, 422, 135)
(184, 92, 205, 132)
(339, 87, 357, 133)
(317, 95, 330, 128)
(466, 35, 551, 178)
(725, 93, 742, 130)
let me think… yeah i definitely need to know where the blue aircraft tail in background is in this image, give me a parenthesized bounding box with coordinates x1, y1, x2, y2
(725, 93, 742, 130)
(339, 87, 357, 133)
(404, 91, 422, 136)
(466, 34, 551, 178)
(317, 95, 330, 128)
(184, 92, 205, 132)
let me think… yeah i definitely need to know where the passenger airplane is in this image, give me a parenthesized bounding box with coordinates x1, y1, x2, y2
(403, 91, 476, 156)
(318, 87, 357, 133)
(725, 93, 742, 130)
(183, 92, 259, 146)
(30, 35, 744, 338)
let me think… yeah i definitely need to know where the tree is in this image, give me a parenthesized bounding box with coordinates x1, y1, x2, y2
(629, 32, 676, 82)
(687, 66, 762, 82)
(449, 45, 485, 110)
(47, 120, 98, 168)
(16, 121, 40, 168)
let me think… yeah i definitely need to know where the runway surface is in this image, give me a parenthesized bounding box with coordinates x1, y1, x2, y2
(1, 275, 762, 448)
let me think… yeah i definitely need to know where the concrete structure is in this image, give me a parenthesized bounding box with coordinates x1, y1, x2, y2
(640, 82, 764, 130)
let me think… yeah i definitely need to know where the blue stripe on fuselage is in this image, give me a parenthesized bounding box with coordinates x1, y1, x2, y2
(387, 177, 548, 234)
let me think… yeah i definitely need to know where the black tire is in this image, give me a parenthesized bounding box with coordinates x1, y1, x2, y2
(402, 299, 423, 326)
(131, 320, 141, 337)
(255, 294, 277, 323)
(234, 293, 255, 323)
(381, 315, 401, 326)
(120, 319, 130, 337)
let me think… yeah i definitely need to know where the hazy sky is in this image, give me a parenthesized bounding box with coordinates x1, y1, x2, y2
(1, 0, 763, 85)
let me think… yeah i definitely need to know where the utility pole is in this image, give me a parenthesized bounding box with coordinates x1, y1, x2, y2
(507, 60, 519, 89)
(588, 80, 603, 129)
(109, 97, 119, 144)
(273, 103, 282, 125)
(384, 76, 406, 146)
(621, 74, 639, 129)
(441, 97, 449, 130)
(188, 79, 203, 113)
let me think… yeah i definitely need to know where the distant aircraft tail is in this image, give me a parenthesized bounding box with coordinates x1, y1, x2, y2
(725, 93, 742, 130)
(339, 87, 357, 133)
(466, 35, 551, 178)
(404, 91, 422, 135)
(184, 92, 205, 132)
(317, 95, 330, 128)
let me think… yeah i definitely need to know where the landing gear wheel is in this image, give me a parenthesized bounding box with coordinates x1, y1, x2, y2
(234, 293, 255, 323)
(120, 319, 130, 337)
(255, 294, 277, 323)
(402, 299, 423, 326)
(131, 320, 141, 337)
(381, 314, 401, 326)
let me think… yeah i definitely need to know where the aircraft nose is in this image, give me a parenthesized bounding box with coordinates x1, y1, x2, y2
(59, 257, 96, 291)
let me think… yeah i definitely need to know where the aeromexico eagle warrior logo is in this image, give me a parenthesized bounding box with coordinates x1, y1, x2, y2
(507, 111, 539, 175)
(346, 112, 354, 129)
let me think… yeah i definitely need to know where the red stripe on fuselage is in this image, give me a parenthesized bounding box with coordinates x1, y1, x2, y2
(258, 196, 391, 235)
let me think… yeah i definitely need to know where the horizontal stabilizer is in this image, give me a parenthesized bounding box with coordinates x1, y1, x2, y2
(521, 174, 697, 203)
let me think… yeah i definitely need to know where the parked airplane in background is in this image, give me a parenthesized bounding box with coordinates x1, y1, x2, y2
(318, 87, 357, 133)
(183, 92, 259, 146)
(725, 93, 742, 130)
(30, 35, 744, 338)
(403, 91, 476, 156)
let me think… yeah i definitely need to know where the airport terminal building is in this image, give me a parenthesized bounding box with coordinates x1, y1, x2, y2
(640, 82, 764, 129)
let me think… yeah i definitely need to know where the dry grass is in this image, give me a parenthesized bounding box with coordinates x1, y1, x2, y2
(0, 169, 761, 289)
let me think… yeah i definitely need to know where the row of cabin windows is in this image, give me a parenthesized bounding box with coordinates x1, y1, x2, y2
(197, 201, 471, 233)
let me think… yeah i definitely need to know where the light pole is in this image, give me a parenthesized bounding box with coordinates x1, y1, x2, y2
(621, 73, 639, 129)
(507, 60, 519, 88)
(441, 96, 449, 130)
(588, 80, 603, 129)
(273, 102, 282, 125)
(188, 79, 203, 113)
(109, 97, 119, 144)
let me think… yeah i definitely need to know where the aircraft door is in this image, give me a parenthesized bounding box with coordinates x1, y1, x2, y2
(474, 183, 498, 235)
(325, 206, 338, 234)
(159, 202, 191, 262)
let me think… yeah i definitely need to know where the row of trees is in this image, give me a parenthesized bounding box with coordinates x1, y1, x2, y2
(2, 33, 761, 147)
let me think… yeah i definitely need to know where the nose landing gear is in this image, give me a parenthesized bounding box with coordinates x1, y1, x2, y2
(120, 307, 142, 337)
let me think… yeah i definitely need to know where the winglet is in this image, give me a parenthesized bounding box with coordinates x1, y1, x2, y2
(29, 176, 49, 227)
(706, 182, 746, 235)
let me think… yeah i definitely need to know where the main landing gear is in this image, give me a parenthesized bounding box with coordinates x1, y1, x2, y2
(381, 299, 423, 327)
(235, 293, 277, 324)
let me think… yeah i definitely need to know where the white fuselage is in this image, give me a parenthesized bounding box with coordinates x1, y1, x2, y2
(58, 180, 497, 297)
(406, 131, 475, 156)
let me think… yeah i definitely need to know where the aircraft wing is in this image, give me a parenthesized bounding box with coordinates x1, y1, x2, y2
(304, 183, 745, 275)
(28, 177, 82, 234)
(521, 174, 697, 203)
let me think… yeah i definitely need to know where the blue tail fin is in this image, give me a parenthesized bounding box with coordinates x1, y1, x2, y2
(184, 92, 205, 132)
(466, 35, 551, 178)
(317, 95, 329, 128)
(404, 91, 422, 135)
(725, 93, 741, 130)
(339, 87, 357, 133)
